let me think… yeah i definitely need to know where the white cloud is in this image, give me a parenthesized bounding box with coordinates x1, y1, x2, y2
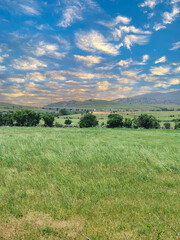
(174, 66, 180, 72)
(155, 56, 167, 64)
(11, 57, 47, 70)
(142, 54, 149, 63)
(74, 55, 102, 66)
(58, 5, 83, 28)
(153, 23, 166, 31)
(154, 83, 169, 88)
(98, 15, 131, 27)
(75, 30, 122, 55)
(0, 56, 3, 63)
(121, 70, 141, 79)
(124, 34, 150, 49)
(139, 0, 158, 9)
(113, 26, 151, 40)
(57, 0, 99, 28)
(118, 59, 132, 67)
(171, 0, 180, 3)
(19, 4, 40, 16)
(169, 41, 180, 50)
(97, 81, 111, 90)
(0, 66, 6, 71)
(163, 6, 180, 24)
(26, 72, 46, 81)
(169, 78, 180, 85)
(150, 66, 171, 75)
(8, 77, 25, 83)
(32, 41, 65, 59)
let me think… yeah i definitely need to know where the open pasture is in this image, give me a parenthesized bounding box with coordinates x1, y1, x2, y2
(0, 127, 179, 239)
(56, 110, 180, 127)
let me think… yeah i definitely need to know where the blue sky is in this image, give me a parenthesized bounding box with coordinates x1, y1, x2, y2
(0, 0, 180, 106)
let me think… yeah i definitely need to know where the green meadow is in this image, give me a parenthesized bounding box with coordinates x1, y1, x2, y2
(55, 110, 180, 127)
(0, 127, 179, 239)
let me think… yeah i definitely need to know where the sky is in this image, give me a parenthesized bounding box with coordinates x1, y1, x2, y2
(0, 0, 180, 106)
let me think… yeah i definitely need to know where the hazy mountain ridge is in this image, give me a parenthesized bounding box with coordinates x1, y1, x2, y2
(113, 90, 180, 104)
(44, 90, 180, 109)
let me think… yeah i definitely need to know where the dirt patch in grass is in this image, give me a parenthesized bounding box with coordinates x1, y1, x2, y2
(0, 212, 83, 239)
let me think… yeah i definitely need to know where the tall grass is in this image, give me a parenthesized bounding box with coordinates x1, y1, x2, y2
(0, 127, 179, 239)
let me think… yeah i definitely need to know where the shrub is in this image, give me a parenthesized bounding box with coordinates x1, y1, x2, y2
(136, 114, 160, 129)
(132, 117, 139, 128)
(164, 122, 171, 129)
(64, 119, 72, 125)
(175, 122, 180, 129)
(123, 118, 132, 128)
(43, 113, 54, 127)
(59, 109, 69, 116)
(79, 113, 98, 128)
(107, 114, 123, 128)
(2, 111, 14, 126)
(14, 110, 41, 126)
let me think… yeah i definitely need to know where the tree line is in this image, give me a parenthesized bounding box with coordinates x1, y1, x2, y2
(0, 110, 54, 127)
(0, 110, 180, 129)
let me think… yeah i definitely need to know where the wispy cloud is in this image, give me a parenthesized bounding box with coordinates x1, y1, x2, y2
(150, 66, 171, 75)
(113, 25, 151, 40)
(19, 4, 40, 16)
(11, 57, 47, 70)
(98, 15, 131, 27)
(97, 81, 111, 91)
(154, 6, 180, 31)
(153, 23, 166, 31)
(124, 34, 150, 49)
(57, 0, 99, 28)
(139, 0, 159, 9)
(169, 41, 180, 50)
(75, 30, 122, 55)
(155, 56, 167, 64)
(163, 6, 180, 24)
(31, 41, 65, 59)
(1, 0, 40, 16)
(74, 55, 102, 66)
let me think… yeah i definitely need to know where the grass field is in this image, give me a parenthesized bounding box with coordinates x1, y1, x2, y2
(0, 127, 179, 239)
(55, 110, 180, 127)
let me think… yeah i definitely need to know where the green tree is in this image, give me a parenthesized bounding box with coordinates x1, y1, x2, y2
(175, 122, 180, 129)
(136, 114, 160, 129)
(79, 113, 98, 128)
(14, 110, 41, 126)
(59, 109, 69, 116)
(64, 119, 72, 125)
(43, 113, 54, 127)
(123, 118, 132, 128)
(107, 114, 123, 128)
(164, 122, 171, 129)
(2, 111, 14, 126)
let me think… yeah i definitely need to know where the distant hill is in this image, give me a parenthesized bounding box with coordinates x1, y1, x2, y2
(0, 102, 47, 112)
(114, 90, 180, 105)
(44, 90, 180, 111)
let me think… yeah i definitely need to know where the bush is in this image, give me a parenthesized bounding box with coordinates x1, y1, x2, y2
(123, 118, 132, 128)
(107, 114, 123, 128)
(14, 110, 41, 126)
(136, 114, 160, 129)
(164, 122, 171, 129)
(43, 113, 54, 127)
(175, 122, 180, 129)
(59, 109, 69, 116)
(79, 113, 98, 128)
(64, 119, 72, 125)
(132, 117, 139, 128)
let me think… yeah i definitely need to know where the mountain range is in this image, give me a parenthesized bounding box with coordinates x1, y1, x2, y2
(44, 90, 180, 110)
